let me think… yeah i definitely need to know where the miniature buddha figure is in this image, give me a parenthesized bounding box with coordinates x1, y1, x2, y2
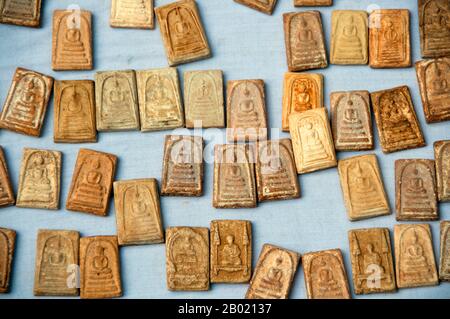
(146, 76, 178, 121)
(363, 244, 385, 274)
(380, 18, 402, 61)
(168, 7, 204, 54)
(406, 168, 427, 195)
(175, 236, 197, 264)
(381, 93, 416, 142)
(225, 165, 246, 190)
(297, 17, 317, 50)
(194, 80, 213, 108)
(21, 154, 52, 203)
(301, 121, 329, 163)
(261, 257, 284, 291)
(430, 63, 448, 97)
(169, 142, 196, 188)
(221, 235, 242, 267)
(104, 77, 135, 126)
(61, 85, 91, 135)
(335, 15, 363, 60)
(130, 187, 149, 218)
(89, 246, 113, 280)
(74, 159, 105, 208)
(3, 0, 35, 18)
(424, 2, 450, 50)
(403, 232, 430, 277)
(61, 16, 88, 64)
(292, 81, 312, 113)
(350, 162, 383, 209)
(234, 86, 260, 129)
(317, 260, 340, 295)
(339, 99, 367, 142)
(40, 236, 69, 286)
(382, 19, 399, 43)
(9, 79, 42, 126)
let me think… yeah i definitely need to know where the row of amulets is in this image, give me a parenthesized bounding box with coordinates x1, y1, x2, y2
(0, 0, 210, 69)
(1, 222, 449, 298)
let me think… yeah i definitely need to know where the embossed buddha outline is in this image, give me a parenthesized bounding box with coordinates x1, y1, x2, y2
(421, 0, 450, 55)
(378, 91, 420, 146)
(70, 155, 113, 210)
(290, 13, 324, 66)
(297, 115, 332, 169)
(334, 93, 371, 147)
(216, 146, 254, 205)
(399, 162, 437, 217)
(424, 60, 450, 117)
(350, 230, 394, 292)
(19, 151, 58, 206)
(228, 81, 266, 141)
(332, 12, 367, 63)
(122, 184, 161, 240)
(58, 84, 94, 139)
(258, 141, 298, 198)
(346, 160, 386, 216)
(83, 240, 120, 295)
(166, 5, 206, 57)
(437, 143, 450, 198)
(377, 14, 406, 63)
(164, 137, 202, 193)
(3, 72, 46, 130)
(250, 248, 295, 299)
(112, 0, 152, 25)
(53, 11, 91, 69)
(398, 226, 436, 284)
(186, 72, 221, 126)
(167, 228, 209, 290)
(308, 253, 348, 299)
(100, 74, 138, 129)
(38, 235, 75, 289)
(143, 73, 182, 128)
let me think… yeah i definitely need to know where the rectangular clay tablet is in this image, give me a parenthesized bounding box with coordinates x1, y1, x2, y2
(184, 70, 224, 128)
(16, 148, 61, 210)
(348, 228, 396, 294)
(302, 249, 351, 299)
(52, 9, 93, 71)
(155, 0, 211, 66)
(395, 159, 438, 221)
(0, 227, 16, 293)
(370, 86, 425, 153)
(234, 0, 277, 15)
(419, 0, 450, 58)
(95, 70, 140, 131)
(0, 147, 15, 207)
(226, 79, 268, 142)
(289, 107, 337, 174)
(338, 154, 390, 221)
(33, 229, 80, 296)
(114, 178, 164, 245)
(80, 236, 122, 298)
(331, 10, 368, 65)
(394, 224, 438, 288)
(282, 72, 323, 132)
(294, 0, 332, 6)
(255, 139, 300, 201)
(434, 140, 450, 202)
(66, 148, 117, 216)
(439, 221, 450, 281)
(283, 11, 328, 72)
(136, 67, 184, 131)
(369, 9, 411, 68)
(0, 0, 42, 27)
(110, 0, 154, 29)
(415, 57, 450, 123)
(0, 67, 53, 137)
(330, 90, 373, 151)
(166, 227, 209, 291)
(161, 135, 203, 196)
(246, 244, 300, 299)
(213, 144, 257, 208)
(54, 80, 97, 143)
(210, 220, 252, 283)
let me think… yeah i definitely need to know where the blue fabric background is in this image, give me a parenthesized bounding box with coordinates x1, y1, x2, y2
(0, 0, 448, 299)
